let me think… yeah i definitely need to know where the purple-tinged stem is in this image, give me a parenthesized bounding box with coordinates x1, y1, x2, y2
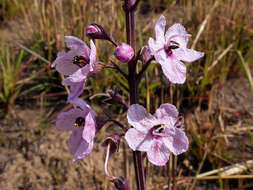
(130, 0, 141, 11)
(124, 0, 146, 190)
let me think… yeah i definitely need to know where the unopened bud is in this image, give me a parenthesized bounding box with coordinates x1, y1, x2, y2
(114, 43, 134, 63)
(140, 46, 152, 64)
(113, 176, 130, 190)
(86, 24, 108, 40)
(100, 134, 121, 155)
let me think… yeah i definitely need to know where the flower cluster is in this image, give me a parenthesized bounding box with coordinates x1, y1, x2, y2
(53, 36, 100, 161)
(53, 14, 204, 168)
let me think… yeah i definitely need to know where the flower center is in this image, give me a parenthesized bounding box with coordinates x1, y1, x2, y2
(151, 124, 167, 138)
(74, 117, 85, 128)
(164, 40, 180, 56)
(72, 56, 89, 67)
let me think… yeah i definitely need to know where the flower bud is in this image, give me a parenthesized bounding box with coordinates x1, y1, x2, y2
(113, 176, 130, 190)
(100, 134, 121, 155)
(86, 23, 108, 40)
(114, 43, 134, 63)
(140, 46, 152, 64)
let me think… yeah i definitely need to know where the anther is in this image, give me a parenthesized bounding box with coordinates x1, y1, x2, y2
(74, 117, 85, 128)
(168, 41, 180, 50)
(72, 56, 89, 67)
(154, 124, 166, 133)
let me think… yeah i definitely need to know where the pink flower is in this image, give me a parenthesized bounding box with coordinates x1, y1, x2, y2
(52, 36, 98, 100)
(114, 43, 134, 63)
(125, 104, 189, 166)
(56, 98, 96, 162)
(148, 15, 204, 84)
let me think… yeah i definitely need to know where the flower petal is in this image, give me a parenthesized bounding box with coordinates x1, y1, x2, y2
(69, 98, 92, 112)
(56, 108, 86, 131)
(147, 139, 171, 166)
(125, 128, 152, 151)
(154, 104, 178, 126)
(89, 40, 96, 71)
(160, 57, 186, 84)
(148, 38, 165, 58)
(173, 48, 204, 63)
(127, 104, 156, 132)
(62, 65, 90, 84)
(82, 112, 96, 143)
(65, 36, 90, 57)
(154, 15, 166, 43)
(53, 50, 80, 75)
(68, 127, 83, 154)
(67, 82, 85, 101)
(73, 139, 93, 162)
(165, 23, 189, 47)
(69, 98, 96, 117)
(162, 127, 189, 155)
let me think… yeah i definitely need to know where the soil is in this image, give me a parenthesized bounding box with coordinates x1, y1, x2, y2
(0, 108, 126, 190)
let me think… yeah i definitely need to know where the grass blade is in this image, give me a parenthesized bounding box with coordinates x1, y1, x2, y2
(237, 50, 253, 96)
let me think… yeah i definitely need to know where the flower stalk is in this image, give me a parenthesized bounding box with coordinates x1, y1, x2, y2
(123, 0, 146, 190)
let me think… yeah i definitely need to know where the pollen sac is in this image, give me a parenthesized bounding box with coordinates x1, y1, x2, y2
(153, 124, 166, 133)
(164, 41, 180, 56)
(168, 41, 180, 50)
(74, 117, 85, 128)
(72, 56, 89, 67)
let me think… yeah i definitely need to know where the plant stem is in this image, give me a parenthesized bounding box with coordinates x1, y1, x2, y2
(124, 0, 146, 190)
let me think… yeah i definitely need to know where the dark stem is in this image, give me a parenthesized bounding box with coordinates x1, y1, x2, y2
(124, 0, 146, 190)
(130, 0, 141, 11)
(124, 0, 131, 46)
(108, 38, 118, 47)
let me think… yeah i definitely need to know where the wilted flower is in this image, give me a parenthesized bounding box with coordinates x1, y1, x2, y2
(100, 134, 121, 180)
(148, 15, 204, 84)
(100, 134, 121, 155)
(56, 99, 96, 162)
(125, 104, 189, 166)
(52, 36, 99, 101)
(114, 43, 134, 63)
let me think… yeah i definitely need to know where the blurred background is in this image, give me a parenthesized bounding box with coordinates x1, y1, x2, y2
(0, 0, 253, 189)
